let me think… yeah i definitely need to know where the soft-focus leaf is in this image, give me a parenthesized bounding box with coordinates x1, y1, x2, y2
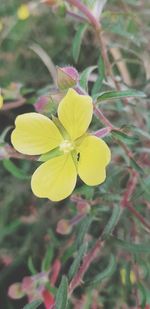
(112, 237, 150, 253)
(69, 243, 87, 280)
(76, 215, 93, 248)
(80, 66, 97, 92)
(102, 205, 122, 240)
(3, 159, 29, 180)
(27, 257, 37, 275)
(23, 300, 42, 309)
(95, 90, 146, 102)
(41, 246, 54, 272)
(86, 254, 116, 286)
(55, 276, 68, 309)
(72, 24, 87, 63)
(92, 56, 105, 95)
(112, 130, 138, 145)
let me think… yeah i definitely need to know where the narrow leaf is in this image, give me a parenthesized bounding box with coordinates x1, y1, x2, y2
(28, 257, 37, 275)
(86, 254, 116, 286)
(0, 221, 22, 242)
(95, 90, 146, 102)
(42, 246, 54, 272)
(130, 158, 144, 175)
(72, 24, 87, 63)
(112, 237, 150, 253)
(55, 276, 68, 309)
(3, 159, 29, 180)
(92, 56, 105, 95)
(23, 300, 42, 309)
(80, 66, 97, 92)
(76, 216, 93, 248)
(112, 130, 138, 145)
(138, 283, 147, 309)
(69, 243, 87, 280)
(102, 204, 122, 240)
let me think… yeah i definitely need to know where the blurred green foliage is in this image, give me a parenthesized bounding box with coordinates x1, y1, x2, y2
(0, 0, 150, 308)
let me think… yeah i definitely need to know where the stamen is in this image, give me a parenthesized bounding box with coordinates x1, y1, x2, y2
(59, 140, 74, 154)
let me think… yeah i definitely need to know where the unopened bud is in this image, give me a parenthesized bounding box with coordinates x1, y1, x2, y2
(8, 283, 25, 299)
(57, 66, 79, 90)
(77, 202, 91, 214)
(56, 219, 72, 235)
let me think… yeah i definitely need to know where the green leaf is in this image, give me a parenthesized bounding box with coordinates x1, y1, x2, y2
(39, 147, 61, 162)
(138, 283, 147, 309)
(112, 237, 150, 253)
(0, 221, 22, 242)
(68, 243, 87, 280)
(112, 130, 138, 145)
(102, 204, 121, 240)
(80, 66, 97, 92)
(95, 90, 146, 102)
(92, 56, 105, 96)
(28, 257, 37, 275)
(76, 215, 93, 248)
(86, 254, 116, 286)
(72, 24, 87, 63)
(130, 158, 144, 175)
(23, 300, 42, 309)
(3, 159, 29, 180)
(41, 246, 54, 272)
(55, 276, 68, 309)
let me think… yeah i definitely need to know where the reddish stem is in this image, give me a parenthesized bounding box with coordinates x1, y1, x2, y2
(127, 203, 150, 231)
(66, 0, 100, 30)
(2, 98, 26, 111)
(69, 239, 104, 295)
(94, 105, 115, 129)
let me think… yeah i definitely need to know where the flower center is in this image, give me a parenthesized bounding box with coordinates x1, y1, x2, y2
(59, 140, 74, 154)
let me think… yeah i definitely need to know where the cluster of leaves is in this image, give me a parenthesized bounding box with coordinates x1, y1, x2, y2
(0, 0, 150, 308)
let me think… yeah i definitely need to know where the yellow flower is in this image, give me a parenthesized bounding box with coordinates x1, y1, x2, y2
(0, 95, 3, 109)
(17, 4, 30, 21)
(11, 89, 111, 201)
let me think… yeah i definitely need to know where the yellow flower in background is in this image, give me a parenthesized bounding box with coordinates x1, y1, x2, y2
(11, 89, 111, 201)
(0, 95, 3, 109)
(120, 268, 136, 285)
(17, 4, 30, 20)
(0, 20, 3, 32)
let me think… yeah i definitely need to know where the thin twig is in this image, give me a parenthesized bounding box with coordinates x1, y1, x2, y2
(69, 238, 104, 295)
(2, 98, 26, 111)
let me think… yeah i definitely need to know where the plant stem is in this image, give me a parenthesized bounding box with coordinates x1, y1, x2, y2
(0, 145, 37, 161)
(69, 238, 104, 295)
(66, 0, 100, 30)
(2, 98, 26, 111)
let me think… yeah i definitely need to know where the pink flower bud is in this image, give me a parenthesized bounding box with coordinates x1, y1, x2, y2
(8, 283, 25, 299)
(56, 219, 72, 235)
(56, 66, 79, 90)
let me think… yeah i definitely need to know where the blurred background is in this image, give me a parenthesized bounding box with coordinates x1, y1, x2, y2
(0, 0, 150, 308)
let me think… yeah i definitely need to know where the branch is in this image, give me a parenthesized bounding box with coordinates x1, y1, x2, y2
(69, 238, 104, 295)
(2, 98, 26, 111)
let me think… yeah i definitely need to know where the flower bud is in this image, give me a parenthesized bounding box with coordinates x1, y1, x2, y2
(76, 201, 91, 214)
(8, 283, 25, 299)
(56, 66, 79, 90)
(56, 219, 72, 235)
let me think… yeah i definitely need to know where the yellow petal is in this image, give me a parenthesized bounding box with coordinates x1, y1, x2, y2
(31, 154, 77, 201)
(58, 88, 93, 141)
(0, 95, 3, 109)
(11, 113, 63, 155)
(17, 4, 30, 20)
(77, 135, 111, 186)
